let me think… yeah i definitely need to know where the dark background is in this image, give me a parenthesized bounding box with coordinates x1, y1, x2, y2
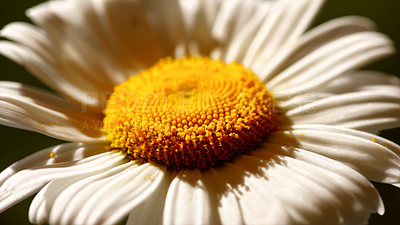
(0, 0, 399, 224)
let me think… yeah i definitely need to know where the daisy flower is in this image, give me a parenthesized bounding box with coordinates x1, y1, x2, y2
(1, 0, 400, 224)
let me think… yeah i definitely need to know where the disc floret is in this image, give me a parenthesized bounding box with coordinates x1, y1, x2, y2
(103, 57, 276, 169)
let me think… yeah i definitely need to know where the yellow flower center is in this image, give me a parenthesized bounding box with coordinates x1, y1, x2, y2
(103, 57, 276, 169)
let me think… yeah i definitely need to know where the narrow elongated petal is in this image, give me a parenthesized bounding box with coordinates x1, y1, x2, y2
(223, 1, 274, 63)
(126, 169, 176, 225)
(211, 0, 262, 46)
(283, 89, 400, 133)
(259, 16, 376, 82)
(251, 145, 384, 223)
(201, 168, 245, 225)
(204, 162, 293, 224)
(179, 0, 221, 55)
(0, 82, 105, 142)
(0, 21, 122, 92)
(81, 163, 167, 225)
(243, 0, 325, 72)
(277, 71, 400, 110)
(0, 41, 98, 110)
(163, 169, 216, 225)
(44, 162, 167, 225)
(320, 71, 400, 94)
(0, 143, 108, 186)
(267, 32, 394, 96)
(47, 162, 139, 225)
(0, 151, 125, 213)
(29, 174, 93, 224)
(268, 124, 400, 183)
(207, 148, 383, 224)
(1, 0, 186, 111)
(141, 0, 185, 57)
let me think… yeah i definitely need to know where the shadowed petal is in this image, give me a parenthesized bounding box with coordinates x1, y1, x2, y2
(267, 32, 394, 96)
(1, 0, 186, 111)
(281, 89, 400, 133)
(0, 82, 105, 142)
(0, 150, 125, 213)
(258, 16, 376, 82)
(269, 124, 400, 183)
(0, 143, 109, 186)
(163, 169, 217, 225)
(242, 0, 325, 73)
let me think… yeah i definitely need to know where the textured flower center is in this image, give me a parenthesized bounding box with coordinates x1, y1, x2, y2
(103, 57, 276, 169)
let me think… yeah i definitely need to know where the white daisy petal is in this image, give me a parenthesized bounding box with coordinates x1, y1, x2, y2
(234, 155, 342, 224)
(0, 22, 57, 66)
(320, 71, 400, 94)
(223, 1, 274, 63)
(126, 169, 176, 225)
(0, 82, 105, 142)
(69, 0, 162, 74)
(47, 162, 169, 225)
(269, 124, 400, 183)
(276, 92, 330, 111)
(205, 162, 292, 225)
(0, 142, 108, 186)
(0, 150, 125, 214)
(268, 32, 394, 96)
(251, 145, 384, 223)
(47, 162, 138, 225)
(211, 0, 262, 46)
(277, 71, 400, 111)
(259, 16, 376, 82)
(0, 41, 100, 109)
(243, 0, 325, 72)
(201, 168, 245, 225)
(29, 174, 90, 224)
(80, 163, 167, 225)
(179, 0, 222, 55)
(163, 169, 216, 225)
(0, 21, 121, 93)
(141, 0, 185, 57)
(26, 0, 162, 74)
(284, 89, 400, 133)
(1, 0, 186, 111)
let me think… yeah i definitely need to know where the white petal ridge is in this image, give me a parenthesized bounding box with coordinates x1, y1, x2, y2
(0, 149, 125, 214)
(163, 169, 217, 225)
(0, 82, 106, 142)
(270, 124, 400, 184)
(282, 89, 400, 133)
(1, 0, 186, 111)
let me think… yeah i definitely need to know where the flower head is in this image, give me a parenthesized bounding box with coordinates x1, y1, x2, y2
(0, 0, 400, 224)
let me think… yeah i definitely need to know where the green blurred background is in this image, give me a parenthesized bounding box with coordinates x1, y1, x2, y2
(0, 0, 399, 224)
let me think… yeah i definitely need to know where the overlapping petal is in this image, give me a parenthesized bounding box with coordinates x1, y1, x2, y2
(242, 0, 325, 73)
(0, 82, 105, 142)
(267, 31, 394, 96)
(0, 142, 109, 186)
(203, 162, 293, 224)
(163, 169, 216, 225)
(282, 89, 400, 133)
(1, 0, 186, 111)
(37, 162, 168, 225)
(268, 124, 400, 183)
(258, 16, 376, 82)
(249, 145, 384, 224)
(0, 147, 124, 213)
(277, 71, 400, 110)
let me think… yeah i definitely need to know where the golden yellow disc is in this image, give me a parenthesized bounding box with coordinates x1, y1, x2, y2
(103, 57, 276, 169)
